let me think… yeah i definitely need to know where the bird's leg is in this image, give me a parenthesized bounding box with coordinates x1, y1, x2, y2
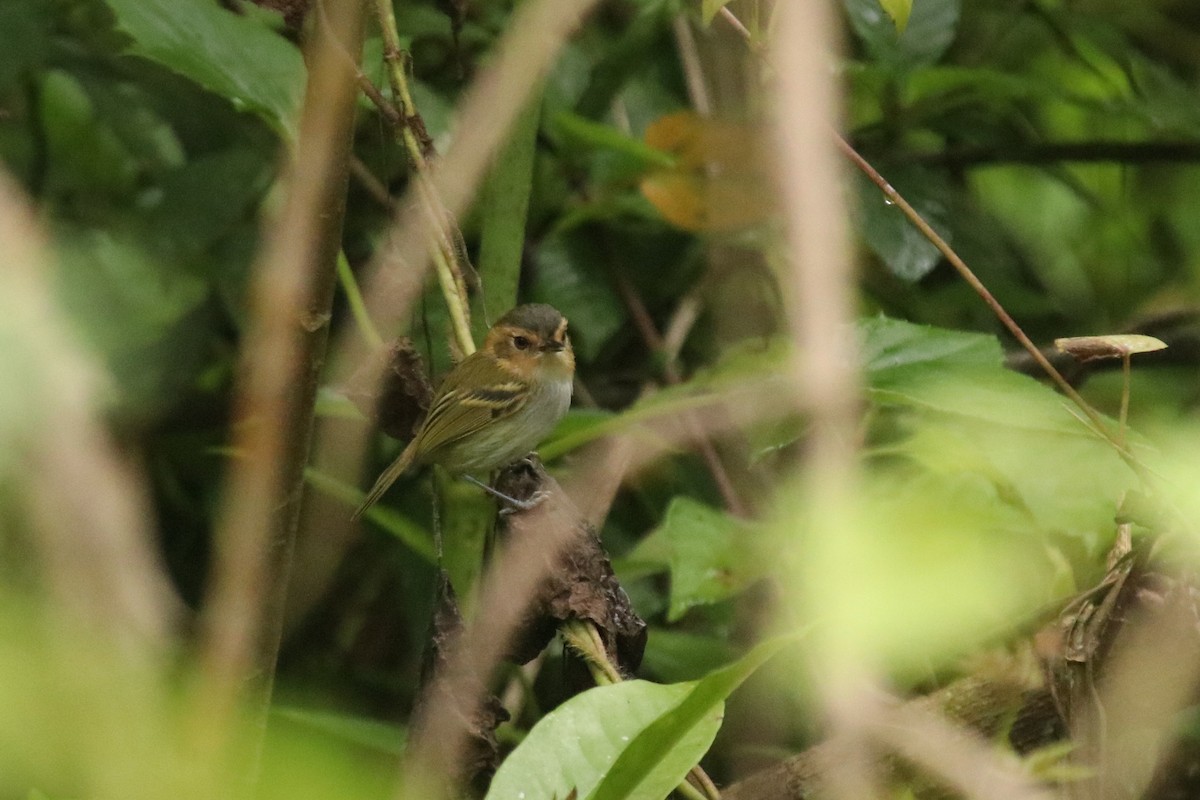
(462, 473, 547, 512)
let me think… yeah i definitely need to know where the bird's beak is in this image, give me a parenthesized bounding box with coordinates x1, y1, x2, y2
(541, 339, 565, 353)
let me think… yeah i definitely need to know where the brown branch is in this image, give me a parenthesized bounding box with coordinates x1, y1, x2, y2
(192, 0, 365, 767)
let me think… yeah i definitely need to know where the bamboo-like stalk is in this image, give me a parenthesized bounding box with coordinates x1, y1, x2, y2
(192, 0, 366, 771)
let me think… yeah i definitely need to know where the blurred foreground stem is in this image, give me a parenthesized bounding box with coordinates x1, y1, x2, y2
(193, 0, 365, 775)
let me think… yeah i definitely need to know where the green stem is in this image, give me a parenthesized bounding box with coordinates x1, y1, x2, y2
(1119, 353, 1130, 448)
(336, 250, 383, 349)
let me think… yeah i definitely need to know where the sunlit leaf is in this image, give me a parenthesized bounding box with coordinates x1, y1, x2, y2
(484, 680, 720, 800)
(878, 0, 913, 33)
(862, 317, 1138, 537)
(782, 467, 1054, 674)
(587, 636, 793, 800)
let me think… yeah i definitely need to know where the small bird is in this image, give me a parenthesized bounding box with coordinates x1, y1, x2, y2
(352, 303, 575, 520)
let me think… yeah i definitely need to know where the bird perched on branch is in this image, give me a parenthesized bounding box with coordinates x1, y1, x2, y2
(353, 303, 574, 520)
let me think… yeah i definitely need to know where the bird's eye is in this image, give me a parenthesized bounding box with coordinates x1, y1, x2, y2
(512, 335, 532, 351)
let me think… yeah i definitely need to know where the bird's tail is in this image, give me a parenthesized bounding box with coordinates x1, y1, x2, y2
(351, 442, 417, 521)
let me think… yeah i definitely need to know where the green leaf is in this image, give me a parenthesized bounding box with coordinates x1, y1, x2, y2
(878, 0, 913, 33)
(787, 467, 1054, 674)
(54, 228, 211, 417)
(843, 0, 960, 71)
(476, 91, 543, 338)
(549, 111, 676, 172)
(104, 0, 303, 137)
(487, 637, 791, 800)
(859, 317, 1139, 541)
(860, 315, 1001, 385)
(639, 628, 737, 683)
(631, 498, 761, 621)
(39, 70, 140, 197)
(530, 229, 627, 362)
(587, 636, 794, 800)
(484, 680, 719, 800)
(854, 165, 953, 282)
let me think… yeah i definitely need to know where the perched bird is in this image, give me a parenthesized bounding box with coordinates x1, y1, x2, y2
(352, 303, 574, 520)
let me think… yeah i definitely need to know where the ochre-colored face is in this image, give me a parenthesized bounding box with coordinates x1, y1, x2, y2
(484, 313, 575, 380)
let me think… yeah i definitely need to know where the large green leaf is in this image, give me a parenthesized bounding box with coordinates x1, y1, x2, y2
(484, 680, 719, 800)
(486, 637, 790, 800)
(104, 0, 303, 137)
(860, 317, 1139, 541)
(587, 636, 792, 800)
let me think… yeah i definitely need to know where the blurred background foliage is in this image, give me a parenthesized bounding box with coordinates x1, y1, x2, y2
(3, 0, 1200, 797)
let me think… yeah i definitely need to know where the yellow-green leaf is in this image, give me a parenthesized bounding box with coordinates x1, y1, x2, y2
(879, 0, 914, 33)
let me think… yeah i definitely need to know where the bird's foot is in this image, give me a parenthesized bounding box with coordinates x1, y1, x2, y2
(462, 473, 549, 513)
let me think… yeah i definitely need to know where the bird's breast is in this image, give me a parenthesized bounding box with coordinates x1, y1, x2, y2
(443, 377, 572, 474)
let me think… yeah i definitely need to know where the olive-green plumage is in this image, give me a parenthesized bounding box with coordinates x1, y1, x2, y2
(352, 304, 574, 520)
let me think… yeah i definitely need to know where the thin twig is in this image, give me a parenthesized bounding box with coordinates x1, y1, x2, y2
(370, 0, 475, 355)
(349, 156, 396, 210)
(833, 138, 1128, 451)
(614, 275, 749, 517)
(719, 7, 756, 46)
(672, 14, 712, 117)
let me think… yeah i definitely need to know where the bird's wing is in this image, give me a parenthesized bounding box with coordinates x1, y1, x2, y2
(411, 354, 529, 459)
